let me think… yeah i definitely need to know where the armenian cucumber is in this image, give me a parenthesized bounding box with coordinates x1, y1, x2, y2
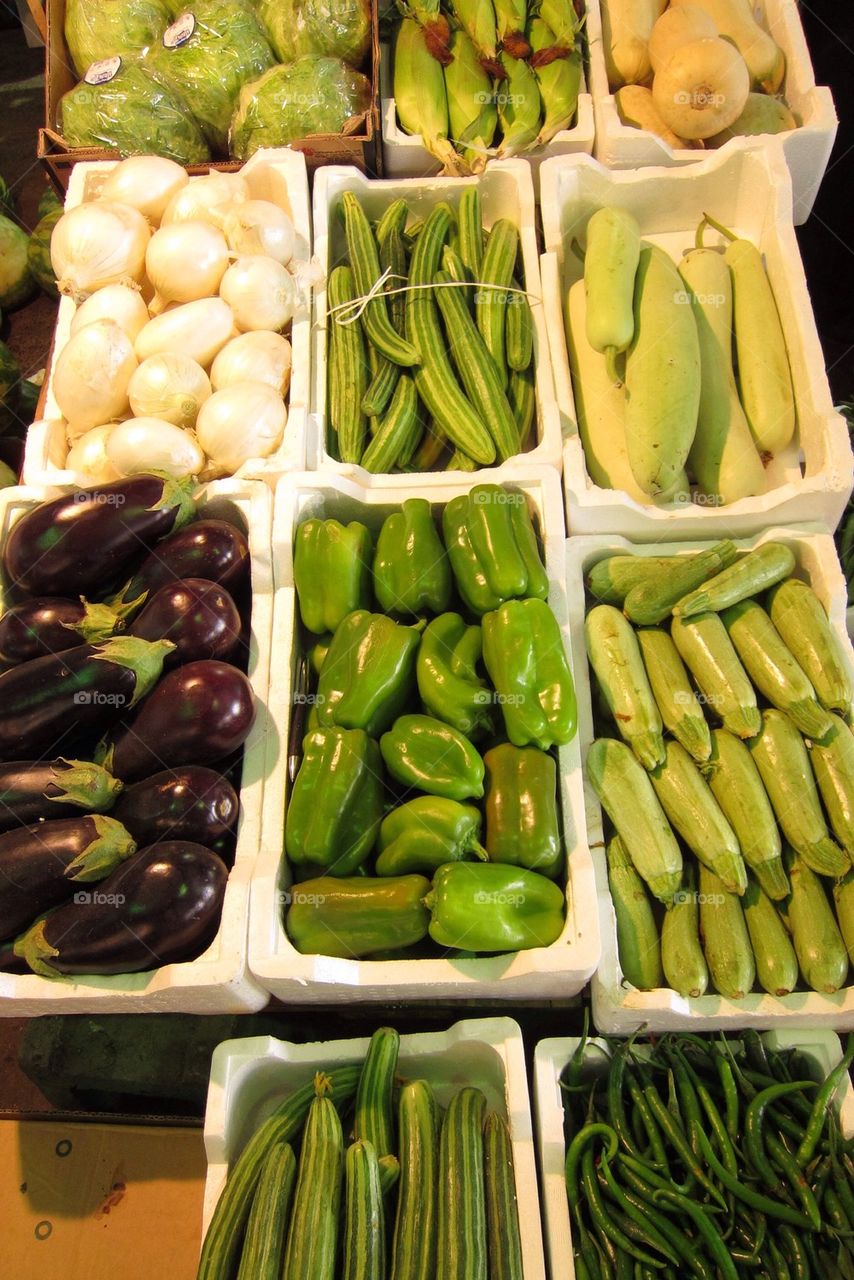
(281, 1075, 344, 1280)
(235, 1142, 296, 1280)
(342, 1139, 386, 1280)
(354, 1026, 400, 1160)
(483, 1111, 524, 1280)
(437, 1087, 488, 1280)
(391, 1080, 439, 1280)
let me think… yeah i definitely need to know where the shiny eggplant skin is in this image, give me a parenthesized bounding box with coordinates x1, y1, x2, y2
(105, 660, 256, 780)
(119, 519, 250, 607)
(128, 578, 241, 667)
(111, 766, 239, 847)
(3, 475, 196, 597)
(16, 842, 228, 976)
(0, 759, 123, 832)
(0, 597, 127, 665)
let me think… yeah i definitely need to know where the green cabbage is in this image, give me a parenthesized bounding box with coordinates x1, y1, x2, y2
(60, 58, 210, 164)
(64, 0, 173, 79)
(229, 56, 372, 160)
(256, 0, 371, 67)
(146, 0, 275, 153)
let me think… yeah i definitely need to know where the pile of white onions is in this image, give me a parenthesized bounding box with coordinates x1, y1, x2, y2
(47, 155, 302, 481)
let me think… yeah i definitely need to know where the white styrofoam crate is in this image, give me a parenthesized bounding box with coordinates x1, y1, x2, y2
(587, 0, 837, 224)
(308, 161, 563, 482)
(567, 526, 854, 1031)
(379, 40, 595, 193)
(247, 468, 600, 1003)
(201, 1017, 547, 1277)
(534, 1030, 854, 1280)
(539, 147, 852, 540)
(0, 479, 273, 1012)
(23, 147, 312, 487)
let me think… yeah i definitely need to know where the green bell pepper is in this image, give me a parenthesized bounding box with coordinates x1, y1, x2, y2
(416, 612, 495, 739)
(380, 714, 485, 800)
(375, 796, 488, 877)
(285, 726, 384, 875)
(483, 743, 563, 878)
(442, 485, 548, 616)
(316, 610, 422, 737)
(293, 518, 373, 635)
(425, 862, 565, 952)
(286, 875, 431, 958)
(373, 498, 452, 617)
(482, 598, 577, 749)
(306, 633, 332, 678)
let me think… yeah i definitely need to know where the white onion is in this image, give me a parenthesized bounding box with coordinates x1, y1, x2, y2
(195, 380, 286, 473)
(219, 256, 297, 333)
(53, 320, 138, 432)
(70, 283, 150, 343)
(98, 156, 189, 226)
(145, 221, 230, 313)
(210, 331, 292, 396)
(128, 353, 211, 428)
(223, 200, 295, 265)
(50, 201, 151, 302)
(106, 418, 205, 479)
(65, 424, 121, 483)
(161, 172, 250, 230)
(135, 298, 235, 368)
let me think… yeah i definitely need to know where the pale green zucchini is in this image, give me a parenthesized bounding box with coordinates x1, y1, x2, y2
(661, 866, 709, 998)
(671, 612, 761, 739)
(607, 834, 663, 990)
(833, 868, 854, 966)
(808, 715, 854, 856)
(767, 577, 852, 716)
(624, 540, 739, 626)
(637, 627, 712, 762)
(702, 728, 787, 900)
(585, 604, 665, 769)
(698, 865, 756, 1000)
(586, 554, 687, 606)
(674, 542, 796, 618)
(650, 740, 747, 895)
(785, 849, 850, 994)
(742, 879, 799, 997)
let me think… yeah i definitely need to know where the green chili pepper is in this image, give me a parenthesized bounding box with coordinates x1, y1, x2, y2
(712, 1042, 740, 1141)
(582, 1148, 667, 1270)
(316, 610, 422, 737)
(653, 1190, 738, 1280)
(375, 796, 487, 877)
(778, 1224, 811, 1280)
(482, 597, 577, 749)
(285, 726, 384, 875)
(611, 1168, 713, 1280)
(695, 1127, 816, 1229)
(766, 1130, 822, 1230)
(372, 498, 452, 617)
(745, 1081, 817, 1190)
(425, 861, 565, 952)
(294, 518, 372, 635)
(566, 1124, 619, 1217)
(642, 1086, 727, 1210)
(380, 714, 485, 800)
(415, 612, 495, 739)
(599, 1155, 680, 1266)
(796, 1035, 854, 1168)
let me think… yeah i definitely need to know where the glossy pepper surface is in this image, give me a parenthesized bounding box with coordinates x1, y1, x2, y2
(380, 714, 485, 800)
(425, 862, 565, 952)
(285, 727, 383, 876)
(316, 611, 422, 738)
(293, 518, 372, 635)
(483, 598, 577, 749)
(372, 499, 452, 617)
(375, 796, 488, 877)
(286, 875, 431, 958)
(484, 743, 563, 878)
(416, 612, 494, 739)
(442, 485, 548, 616)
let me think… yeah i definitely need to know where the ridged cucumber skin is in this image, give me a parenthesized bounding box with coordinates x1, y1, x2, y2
(661, 867, 709, 998)
(748, 710, 850, 879)
(196, 1065, 360, 1280)
(437, 1087, 488, 1280)
(585, 604, 665, 770)
(703, 728, 787, 901)
(675, 542, 796, 618)
(505, 276, 532, 373)
(584, 206, 641, 363)
(698, 865, 756, 1000)
(586, 554, 686, 606)
(670, 612, 761, 739)
(768, 578, 853, 716)
(807, 715, 854, 857)
(786, 852, 849, 994)
(475, 219, 518, 389)
(637, 628, 712, 764)
(483, 1110, 524, 1280)
(282, 1082, 344, 1280)
(328, 266, 369, 463)
(587, 737, 682, 906)
(742, 879, 799, 997)
(355, 1027, 400, 1161)
(833, 869, 854, 966)
(391, 1081, 439, 1280)
(361, 375, 419, 474)
(624, 541, 738, 626)
(726, 238, 795, 455)
(508, 366, 535, 451)
(458, 188, 483, 280)
(342, 1140, 386, 1280)
(650, 740, 747, 896)
(607, 835, 663, 990)
(341, 192, 419, 368)
(379, 1155, 401, 1195)
(235, 1142, 296, 1280)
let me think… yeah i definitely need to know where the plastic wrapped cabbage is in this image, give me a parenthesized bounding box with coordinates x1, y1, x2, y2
(230, 56, 372, 159)
(60, 57, 211, 164)
(256, 0, 371, 67)
(64, 0, 173, 78)
(146, 1, 275, 154)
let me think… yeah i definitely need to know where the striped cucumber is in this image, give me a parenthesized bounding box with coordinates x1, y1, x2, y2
(586, 554, 689, 606)
(235, 1142, 296, 1280)
(768, 578, 853, 716)
(281, 1075, 345, 1280)
(475, 218, 518, 387)
(833, 868, 854, 965)
(583, 206, 641, 384)
(670, 612, 761, 739)
(674, 542, 796, 618)
(355, 1027, 399, 1160)
(342, 191, 419, 367)
(587, 737, 683, 906)
(328, 265, 369, 463)
(483, 1110, 524, 1280)
(637, 627, 712, 763)
(808, 715, 854, 856)
(447, 449, 478, 471)
(458, 187, 483, 279)
(698, 865, 755, 1000)
(379, 1154, 401, 1195)
(382, 221, 409, 337)
(342, 1140, 386, 1280)
(508, 366, 535, 451)
(442, 244, 472, 307)
(437, 1087, 488, 1280)
(624, 540, 739, 626)
(785, 849, 849, 994)
(363, 350, 401, 419)
(391, 1080, 439, 1280)
(661, 865, 709, 998)
(721, 598, 835, 740)
(742, 878, 799, 997)
(505, 277, 533, 372)
(585, 604, 665, 770)
(702, 728, 787, 900)
(376, 198, 409, 248)
(607, 834, 663, 990)
(361, 375, 420, 474)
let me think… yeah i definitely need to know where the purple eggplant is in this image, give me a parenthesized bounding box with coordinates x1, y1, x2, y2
(128, 578, 241, 667)
(111, 766, 239, 847)
(116, 519, 250, 607)
(0, 758, 123, 832)
(0, 815, 137, 941)
(3, 475, 196, 598)
(14, 841, 228, 976)
(0, 596, 135, 665)
(103, 660, 256, 781)
(0, 636, 174, 761)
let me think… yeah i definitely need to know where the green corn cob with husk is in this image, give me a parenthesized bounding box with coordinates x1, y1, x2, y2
(445, 0, 503, 76)
(397, 0, 453, 63)
(444, 28, 498, 173)
(528, 17, 581, 144)
(496, 50, 541, 154)
(537, 0, 583, 47)
(395, 16, 466, 172)
(493, 0, 530, 57)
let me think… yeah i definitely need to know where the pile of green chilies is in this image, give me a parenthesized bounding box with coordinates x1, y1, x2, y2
(561, 1024, 854, 1280)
